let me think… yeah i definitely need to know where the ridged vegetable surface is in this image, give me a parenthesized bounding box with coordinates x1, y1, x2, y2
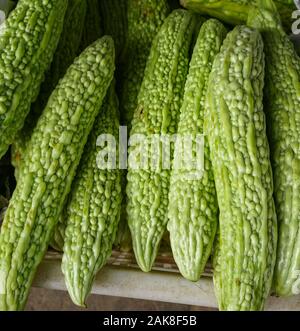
(180, 0, 295, 28)
(79, 0, 102, 52)
(12, 0, 87, 177)
(205, 25, 277, 310)
(248, 0, 300, 297)
(126, 9, 196, 272)
(62, 83, 122, 307)
(120, 0, 170, 127)
(0, 0, 68, 159)
(50, 0, 101, 252)
(167, 19, 227, 282)
(99, 0, 128, 61)
(115, 0, 170, 253)
(0, 36, 115, 311)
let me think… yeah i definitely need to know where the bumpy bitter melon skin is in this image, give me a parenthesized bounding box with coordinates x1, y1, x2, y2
(205, 26, 277, 311)
(120, 0, 170, 127)
(62, 84, 122, 307)
(248, 0, 300, 297)
(0, 0, 68, 159)
(180, 0, 295, 28)
(115, 0, 170, 253)
(167, 19, 227, 282)
(0, 36, 115, 311)
(12, 0, 87, 177)
(126, 9, 197, 272)
(79, 0, 102, 52)
(99, 0, 128, 62)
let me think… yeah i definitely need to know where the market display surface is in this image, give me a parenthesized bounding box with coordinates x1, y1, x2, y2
(0, 0, 300, 311)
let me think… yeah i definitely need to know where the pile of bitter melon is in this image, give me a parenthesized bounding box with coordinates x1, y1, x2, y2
(0, 0, 299, 311)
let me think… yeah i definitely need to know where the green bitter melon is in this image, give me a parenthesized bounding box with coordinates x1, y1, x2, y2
(168, 19, 227, 282)
(0, 36, 115, 311)
(0, 0, 68, 159)
(115, 0, 170, 253)
(12, 0, 87, 177)
(62, 83, 122, 307)
(120, 0, 170, 128)
(205, 25, 277, 310)
(126, 9, 197, 272)
(248, 0, 300, 297)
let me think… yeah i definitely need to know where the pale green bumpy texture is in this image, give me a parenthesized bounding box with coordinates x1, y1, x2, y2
(115, 0, 170, 253)
(205, 26, 277, 311)
(0, 36, 115, 311)
(248, 0, 300, 297)
(179, 0, 295, 28)
(121, 0, 170, 127)
(50, 0, 103, 252)
(79, 0, 102, 52)
(99, 0, 128, 62)
(12, 0, 87, 176)
(167, 19, 227, 282)
(126, 9, 196, 272)
(0, 0, 68, 159)
(62, 84, 122, 307)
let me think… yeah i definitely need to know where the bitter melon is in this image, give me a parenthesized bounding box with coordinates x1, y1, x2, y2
(0, 0, 68, 159)
(115, 0, 170, 253)
(126, 9, 196, 272)
(205, 25, 277, 310)
(99, 0, 128, 61)
(62, 83, 122, 307)
(167, 19, 227, 282)
(248, 0, 300, 297)
(180, 0, 295, 29)
(120, 0, 170, 128)
(79, 0, 102, 52)
(0, 36, 115, 311)
(12, 0, 87, 177)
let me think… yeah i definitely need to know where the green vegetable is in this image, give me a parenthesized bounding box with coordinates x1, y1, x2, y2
(126, 9, 196, 272)
(99, 0, 128, 61)
(0, 36, 115, 311)
(205, 25, 277, 311)
(180, 0, 295, 29)
(115, 0, 170, 253)
(120, 0, 170, 128)
(79, 0, 102, 52)
(167, 19, 227, 282)
(49, 7, 114, 250)
(0, 0, 68, 160)
(62, 83, 122, 307)
(248, 0, 300, 297)
(12, 0, 87, 177)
